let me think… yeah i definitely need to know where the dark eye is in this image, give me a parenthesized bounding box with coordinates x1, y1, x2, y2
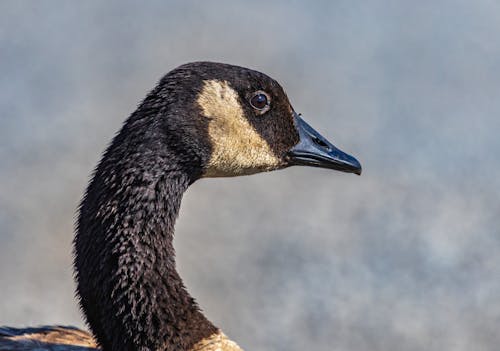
(250, 91, 270, 112)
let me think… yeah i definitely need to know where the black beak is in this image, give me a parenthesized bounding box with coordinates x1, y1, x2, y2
(287, 113, 362, 175)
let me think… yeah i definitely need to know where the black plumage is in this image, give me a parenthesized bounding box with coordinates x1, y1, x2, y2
(1, 62, 361, 351)
(74, 62, 300, 350)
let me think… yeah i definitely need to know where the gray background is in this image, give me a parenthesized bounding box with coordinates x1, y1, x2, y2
(1, 1, 499, 350)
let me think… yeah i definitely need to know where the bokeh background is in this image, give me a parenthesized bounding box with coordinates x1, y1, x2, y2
(1, 1, 500, 350)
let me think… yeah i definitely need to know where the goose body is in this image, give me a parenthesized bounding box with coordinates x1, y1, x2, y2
(0, 62, 361, 351)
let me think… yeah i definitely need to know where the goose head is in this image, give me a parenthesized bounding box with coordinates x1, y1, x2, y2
(150, 62, 361, 180)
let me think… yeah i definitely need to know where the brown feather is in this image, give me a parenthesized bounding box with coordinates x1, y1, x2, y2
(0, 326, 98, 350)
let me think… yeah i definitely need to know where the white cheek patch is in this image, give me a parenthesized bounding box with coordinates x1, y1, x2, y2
(197, 79, 281, 177)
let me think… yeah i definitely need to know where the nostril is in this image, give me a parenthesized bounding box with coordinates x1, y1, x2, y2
(312, 136, 329, 149)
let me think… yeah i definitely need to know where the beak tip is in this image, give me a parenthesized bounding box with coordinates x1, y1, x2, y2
(352, 159, 362, 176)
(343, 154, 362, 176)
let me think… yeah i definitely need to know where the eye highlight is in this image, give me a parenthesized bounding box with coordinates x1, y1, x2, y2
(249, 91, 271, 114)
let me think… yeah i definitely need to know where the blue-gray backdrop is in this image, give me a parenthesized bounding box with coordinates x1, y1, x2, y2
(1, 1, 499, 350)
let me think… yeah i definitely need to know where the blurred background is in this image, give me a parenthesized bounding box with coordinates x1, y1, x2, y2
(1, 1, 499, 350)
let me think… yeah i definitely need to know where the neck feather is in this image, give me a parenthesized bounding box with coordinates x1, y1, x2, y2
(74, 121, 217, 351)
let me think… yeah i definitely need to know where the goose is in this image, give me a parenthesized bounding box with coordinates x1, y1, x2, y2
(0, 62, 361, 351)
